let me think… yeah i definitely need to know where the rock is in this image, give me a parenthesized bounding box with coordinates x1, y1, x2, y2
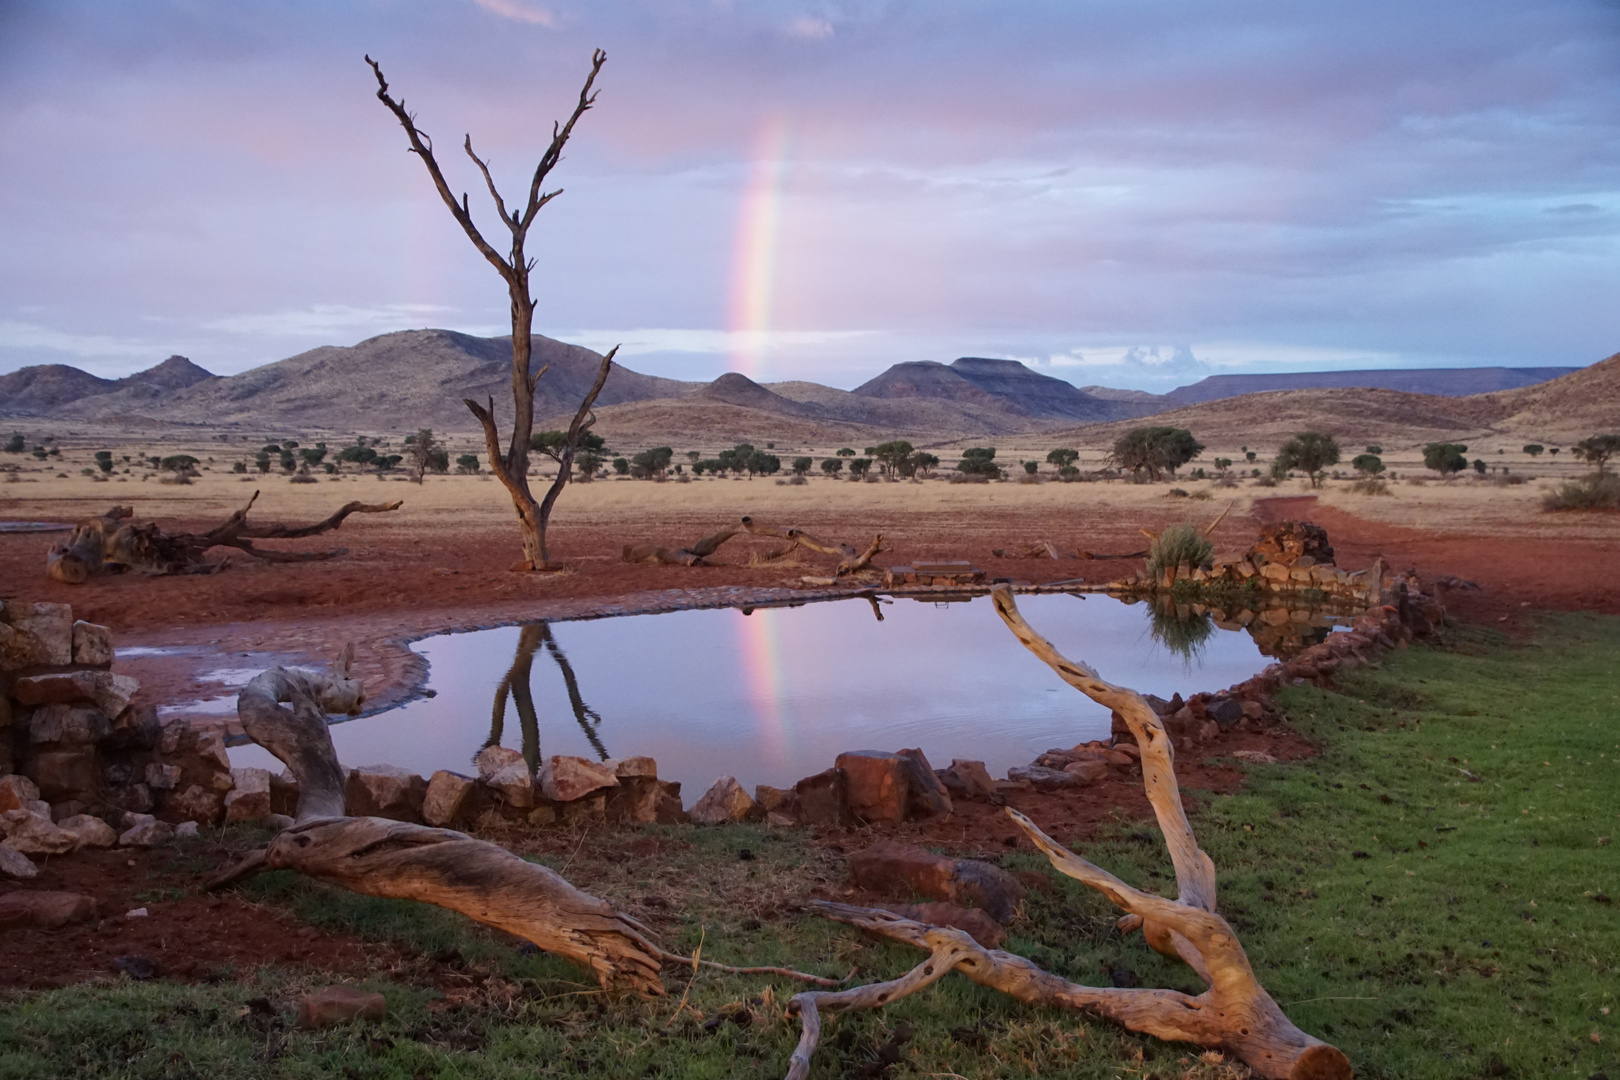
(27, 704, 112, 746)
(59, 814, 117, 848)
(104, 783, 153, 815)
(345, 765, 426, 821)
(654, 780, 686, 825)
(835, 751, 911, 825)
(422, 771, 477, 827)
(605, 777, 664, 825)
(0, 775, 41, 814)
(0, 845, 38, 879)
(1204, 697, 1245, 729)
(1006, 764, 1080, 791)
(753, 785, 792, 816)
(482, 762, 535, 808)
(897, 748, 952, 819)
(878, 902, 1005, 948)
(14, 671, 139, 721)
(1062, 759, 1108, 784)
(848, 841, 1025, 923)
(610, 756, 658, 779)
(765, 811, 796, 827)
(1259, 561, 1292, 583)
(0, 809, 77, 854)
(793, 768, 849, 827)
(224, 768, 273, 823)
(474, 744, 524, 780)
(119, 818, 174, 848)
(537, 756, 618, 803)
(557, 792, 607, 825)
(940, 759, 997, 800)
(1245, 521, 1334, 568)
(689, 777, 754, 825)
(0, 601, 74, 670)
(156, 722, 234, 799)
(173, 821, 200, 838)
(104, 703, 160, 753)
(0, 890, 97, 930)
(167, 783, 224, 824)
(144, 763, 181, 790)
(295, 985, 388, 1029)
(72, 621, 115, 666)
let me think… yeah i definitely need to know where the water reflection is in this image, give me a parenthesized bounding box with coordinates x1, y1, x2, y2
(486, 622, 610, 770)
(1147, 597, 1216, 664)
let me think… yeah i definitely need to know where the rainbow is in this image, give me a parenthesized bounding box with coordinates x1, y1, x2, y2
(737, 607, 790, 769)
(727, 117, 792, 379)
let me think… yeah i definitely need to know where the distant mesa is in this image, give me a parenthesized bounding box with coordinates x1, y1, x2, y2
(1162, 366, 1578, 406)
(691, 371, 826, 419)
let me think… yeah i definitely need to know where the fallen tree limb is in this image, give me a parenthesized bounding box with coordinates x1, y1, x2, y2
(782, 585, 1349, 1080)
(623, 516, 883, 576)
(207, 648, 840, 995)
(45, 494, 402, 580)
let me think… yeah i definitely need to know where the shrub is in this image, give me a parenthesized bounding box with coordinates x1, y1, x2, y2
(2, 433, 23, 453)
(1058, 465, 1080, 482)
(1349, 477, 1391, 495)
(1423, 442, 1469, 477)
(629, 446, 674, 480)
(1472, 458, 1487, 475)
(93, 450, 114, 473)
(872, 440, 916, 479)
(232, 460, 247, 474)
(574, 451, 602, 481)
(820, 457, 843, 477)
(1145, 523, 1212, 577)
(792, 456, 813, 477)
(1351, 453, 1384, 476)
(612, 457, 629, 476)
(1523, 443, 1544, 457)
(848, 458, 872, 478)
(836, 447, 855, 458)
(1046, 447, 1079, 469)
(1167, 487, 1190, 497)
(956, 447, 1000, 478)
(1571, 434, 1620, 474)
(1542, 473, 1620, 511)
(908, 451, 939, 478)
(1275, 431, 1340, 488)
(1022, 460, 1039, 475)
(456, 453, 480, 474)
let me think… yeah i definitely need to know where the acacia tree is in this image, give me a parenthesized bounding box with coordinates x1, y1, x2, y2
(367, 52, 617, 569)
(1274, 430, 1340, 488)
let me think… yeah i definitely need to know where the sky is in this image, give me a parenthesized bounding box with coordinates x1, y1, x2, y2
(1, 1, 1617, 393)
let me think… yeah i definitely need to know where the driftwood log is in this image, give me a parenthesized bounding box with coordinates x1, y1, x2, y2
(45, 492, 402, 582)
(781, 584, 1350, 1080)
(622, 516, 883, 576)
(206, 648, 846, 995)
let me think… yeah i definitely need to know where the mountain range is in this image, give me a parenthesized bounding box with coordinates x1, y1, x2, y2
(0, 329, 1609, 446)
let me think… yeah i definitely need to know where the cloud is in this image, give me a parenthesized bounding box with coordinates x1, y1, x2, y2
(555, 327, 876, 357)
(202, 304, 466, 338)
(784, 17, 834, 40)
(469, 0, 554, 27)
(0, 320, 160, 360)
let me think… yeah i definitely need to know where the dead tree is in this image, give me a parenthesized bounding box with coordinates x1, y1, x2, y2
(44, 493, 401, 581)
(367, 52, 615, 571)
(207, 648, 848, 994)
(780, 584, 1350, 1080)
(622, 517, 883, 576)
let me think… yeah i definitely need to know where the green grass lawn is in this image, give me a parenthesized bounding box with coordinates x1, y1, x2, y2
(2, 614, 1615, 1079)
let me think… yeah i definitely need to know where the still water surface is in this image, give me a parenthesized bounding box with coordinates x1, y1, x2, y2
(230, 594, 1273, 795)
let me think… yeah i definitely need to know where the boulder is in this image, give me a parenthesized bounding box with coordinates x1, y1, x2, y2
(537, 756, 618, 803)
(166, 784, 224, 825)
(144, 763, 181, 791)
(1245, 521, 1334, 568)
(0, 845, 38, 879)
(295, 985, 387, 1029)
(345, 765, 426, 821)
(224, 768, 273, 823)
(654, 780, 686, 825)
(0, 601, 74, 670)
(792, 768, 849, 827)
(938, 759, 997, 801)
(157, 722, 234, 796)
(897, 748, 952, 819)
(689, 776, 754, 825)
(27, 704, 112, 746)
(119, 817, 174, 848)
(0, 775, 40, 814)
(23, 748, 98, 801)
(474, 745, 524, 780)
(835, 751, 911, 825)
(0, 809, 77, 854)
(482, 761, 535, 809)
(1006, 764, 1080, 791)
(848, 840, 1025, 923)
(605, 778, 664, 825)
(72, 621, 115, 666)
(1062, 759, 1108, 784)
(1204, 696, 1245, 729)
(610, 756, 658, 779)
(104, 703, 160, 753)
(0, 890, 97, 930)
(58, 814, 117, 849)
(422, 771, 477, 827)
(753, 785, 793, 817)
(878, 902, 1005, 949)
(13, 672, 139, 721)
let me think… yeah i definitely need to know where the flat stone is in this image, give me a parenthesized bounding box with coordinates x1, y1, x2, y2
(0, 775, 41, 814)
(482, 762, 535, 808)
(610, 756, 658, 779)
(0, 601, 74, 670)
(1006, 764, 1080, 791)
(295, 985, 387, 1029)
(118, 818, 174, 848)
(224, 768, 272, 823)
(836, 751, 911, 825)
(0, 809, 77, 854)
(12, 671, 139, 720)
(0, 845, 38, 879)
(72, 621, 115, 666)
(538, 756, 618, 803)
(474, 745, 524, 781)
(345, 765, 426, 821)
(422, 770, 476, 827)
(58, 814, 117, 849)
(0, 889, 97, 930)
(27, 704, 112, 746)
(689, 776, 754, 825)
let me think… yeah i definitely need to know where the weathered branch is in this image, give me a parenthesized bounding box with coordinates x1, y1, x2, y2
(782, 586, 1349, 1080)
(534, 346, 616, 565)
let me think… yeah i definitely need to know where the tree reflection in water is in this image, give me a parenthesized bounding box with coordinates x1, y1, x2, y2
(484, 622, 608, 770)
(1147, 596, 1216, 665)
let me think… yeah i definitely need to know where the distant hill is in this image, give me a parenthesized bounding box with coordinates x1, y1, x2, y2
(1162, 366, 1577, 406)
(853, 357, 1123, 422)
(0, 355, 216, 417)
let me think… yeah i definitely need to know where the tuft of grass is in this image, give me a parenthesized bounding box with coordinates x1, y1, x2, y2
(1146, 521, 1213, 577)
(1542, 472, 1620, 511)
